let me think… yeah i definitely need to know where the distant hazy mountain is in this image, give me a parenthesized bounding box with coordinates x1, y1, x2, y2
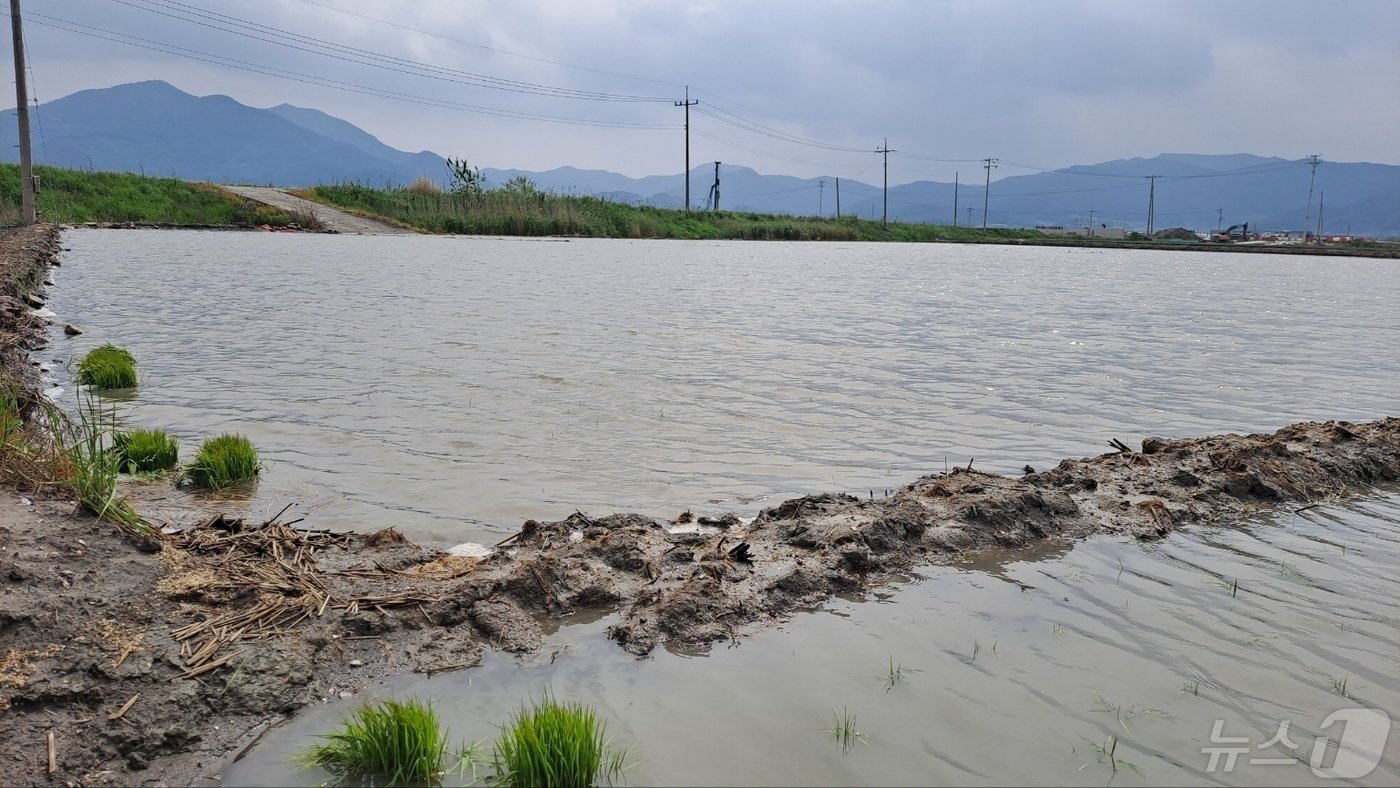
(4, 81, 1397, 234)
(0, 80, 443, 186)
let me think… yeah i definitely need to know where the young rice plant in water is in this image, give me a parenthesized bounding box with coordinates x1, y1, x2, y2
(299, 697, 450, 784)
(76, 344, 137, 390)
(185, 433, 260, 489)
(494, 694, 625, 787)
(112, 428, 178, 473)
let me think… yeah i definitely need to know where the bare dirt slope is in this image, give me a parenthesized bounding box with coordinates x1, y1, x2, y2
(222, 186, 412, 235)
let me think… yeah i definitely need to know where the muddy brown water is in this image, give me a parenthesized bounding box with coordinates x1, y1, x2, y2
(44, 230, 1400, 784)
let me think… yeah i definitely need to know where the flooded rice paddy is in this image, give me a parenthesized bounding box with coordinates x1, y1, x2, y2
(48, 230, 1399, 784)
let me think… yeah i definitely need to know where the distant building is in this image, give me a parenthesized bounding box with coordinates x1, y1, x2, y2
(1035, 224, 1127, 239)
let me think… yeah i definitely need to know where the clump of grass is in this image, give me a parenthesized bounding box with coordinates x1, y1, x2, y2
(112, 428, 178, 473)
(494, 694, 625, 788)
(299, 697, 449, 784)
(184, 433, 260, 489)
(59, 394, 150, 534)
(824, 706, 867, 755)
(76, 344, 137, 391)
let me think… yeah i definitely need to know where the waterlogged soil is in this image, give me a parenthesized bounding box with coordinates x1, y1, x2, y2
(1, 226, 1398, 784)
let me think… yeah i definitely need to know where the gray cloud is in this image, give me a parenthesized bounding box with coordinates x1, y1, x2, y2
(22, 0, 1400, 183)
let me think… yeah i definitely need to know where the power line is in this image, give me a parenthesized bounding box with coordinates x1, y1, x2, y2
(106, 0, 671, 102)
(28, 14, 679, 130)
(289, 0, 683, 88)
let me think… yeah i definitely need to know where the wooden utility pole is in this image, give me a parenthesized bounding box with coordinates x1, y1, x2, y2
(981, 157, 997, 229)
(674, 86, 697, 211)
(10, 0, 35, 224)
(875, 138, 895, 225)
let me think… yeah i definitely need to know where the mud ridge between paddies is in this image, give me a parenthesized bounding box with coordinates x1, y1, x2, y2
(3, 225, 1399, 784)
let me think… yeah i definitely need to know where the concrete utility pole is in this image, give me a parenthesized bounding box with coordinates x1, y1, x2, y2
(835, 177, 840, 218)
(981, 157, 997, 229)
(875, 138, 895, 225)
(1144, 175, 1160, 236)
(818, 179, 825, 217)
(10, 0, 35, 225)
(674, 86, 697, 211)
(952, 171, 959, 227)
(966, 206, 973, 227)
(1317, 190, 1324, 238)
(1087, 208, 1095, 237)
(1302, 154, 1321, 239)
(706, 161, 720, 211)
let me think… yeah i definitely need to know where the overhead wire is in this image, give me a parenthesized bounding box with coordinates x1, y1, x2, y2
(106, 0, 672, 102)
(27, 14, 680, 130)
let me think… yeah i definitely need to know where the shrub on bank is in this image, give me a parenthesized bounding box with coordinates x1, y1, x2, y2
(299, 697, 450, 784)
(112, 428, 179, 473)
(76, 344, 137, 390)
(184, 433, 260, 488)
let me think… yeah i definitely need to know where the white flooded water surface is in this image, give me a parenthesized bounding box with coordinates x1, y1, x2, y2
(47, 229, 1400, 785)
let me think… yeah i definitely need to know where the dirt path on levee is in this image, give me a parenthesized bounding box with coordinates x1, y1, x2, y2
(223, 186, 413, 235)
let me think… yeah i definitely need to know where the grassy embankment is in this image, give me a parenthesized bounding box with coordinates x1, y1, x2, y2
(303, 182, 1045, 242)
(0, 164, 315, 227)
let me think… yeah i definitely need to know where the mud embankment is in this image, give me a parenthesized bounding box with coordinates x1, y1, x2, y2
(2, 225, 1398, 784)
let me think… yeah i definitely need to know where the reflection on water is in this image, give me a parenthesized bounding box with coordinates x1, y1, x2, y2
(224, 494, 1400, 786)
(46, 230, 1400, 545)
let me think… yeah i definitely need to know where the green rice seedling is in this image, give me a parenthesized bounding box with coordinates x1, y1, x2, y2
(1050, 623, 1068, 640)
(299, 697, 450, 784)
(1082, 734, 1144, 777)
(1090, 692, 1168, 736)
(971, 639, 981, 662)
(76, 344, 138, 390)
(494, 694, 625, 788)
(1178, 679, 1202, 698)
(824, 706, 867, 755)
(112, 428, 179, 473)
(184, 433, 260, 489)
(883, 657, 903, 691)
(1329, 675, 1350, 698)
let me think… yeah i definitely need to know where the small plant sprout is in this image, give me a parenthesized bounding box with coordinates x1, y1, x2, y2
(1329, 675, 1350, 698)
(1082, 734, 1144, 777)
(882, 657, 903, 691)
(1090, 692, 1168, 736)
(493, 693, 626, 788)
(824, 706, 867, 754)
(1051, 623, 1068, 640)
(298, 697, 451, 784)
(972, 639, 981, 662)
(1178, 679, 1202, 698)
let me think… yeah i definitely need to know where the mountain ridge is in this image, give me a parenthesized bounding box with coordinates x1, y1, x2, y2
(4, 81, 1396, 234)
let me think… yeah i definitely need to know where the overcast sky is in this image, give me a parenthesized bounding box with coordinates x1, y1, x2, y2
(22, 0, 1400, 184)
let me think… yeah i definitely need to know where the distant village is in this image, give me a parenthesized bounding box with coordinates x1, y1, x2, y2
(1033, 223, 1367, 245)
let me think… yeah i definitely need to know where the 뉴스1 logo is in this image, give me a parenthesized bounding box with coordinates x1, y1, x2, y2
(1202, 707, 1391, 779)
